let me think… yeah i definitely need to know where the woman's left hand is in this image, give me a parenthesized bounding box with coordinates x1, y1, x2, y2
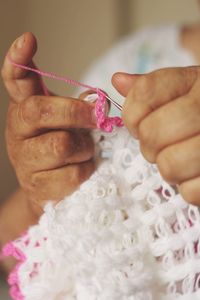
(112, 67, 200, 205)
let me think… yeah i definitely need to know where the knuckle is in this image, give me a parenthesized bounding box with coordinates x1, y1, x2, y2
(50, 131, 71, 158)
(22, 139, 40, 165)
(21, 96, 54, 126)
(156, 148, 176, 183)
(20, 96, 41, 124)
(38, 100, 54, 123)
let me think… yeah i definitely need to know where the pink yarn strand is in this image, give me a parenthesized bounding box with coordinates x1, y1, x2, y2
(7, 56, 98, 92)
(7, 57, 123, 132)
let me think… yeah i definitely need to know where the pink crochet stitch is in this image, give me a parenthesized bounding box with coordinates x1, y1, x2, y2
(2, 239, 27, 300)
(6, 57, 123, 132)
(95, 89, 123, 131)
(1, 234, 45, 300)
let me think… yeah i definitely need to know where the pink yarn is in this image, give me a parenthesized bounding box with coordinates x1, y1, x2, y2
(7, 57, 123, 132)
(2, 241, 26, 300)
(95, 89, 123, 132)
(1, 233, 43, 300)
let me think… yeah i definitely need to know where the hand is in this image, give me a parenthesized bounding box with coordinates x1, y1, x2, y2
(112, 67, 200, 205)
(1, 32, 96, 215)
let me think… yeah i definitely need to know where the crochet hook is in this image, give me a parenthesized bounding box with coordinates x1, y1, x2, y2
(105, 95, 122, 111)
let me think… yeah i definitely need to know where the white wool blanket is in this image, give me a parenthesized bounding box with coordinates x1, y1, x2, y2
(10, 127, 200, 300)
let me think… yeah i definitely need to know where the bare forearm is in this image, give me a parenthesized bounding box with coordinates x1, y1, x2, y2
(0, 188, 40, 272)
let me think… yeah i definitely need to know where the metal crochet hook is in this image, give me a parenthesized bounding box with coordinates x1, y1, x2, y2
(105, 95, 122, 111)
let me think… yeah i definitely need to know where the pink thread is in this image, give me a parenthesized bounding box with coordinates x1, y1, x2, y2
(1, 234, 44, 300)
(7, 57, 123, 132)
(95, 89, 123, 132)
(2, 241, 26, 300)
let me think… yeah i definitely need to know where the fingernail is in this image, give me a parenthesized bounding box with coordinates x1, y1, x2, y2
(15, 34, 25, 49)
(84, 93, 98, 102)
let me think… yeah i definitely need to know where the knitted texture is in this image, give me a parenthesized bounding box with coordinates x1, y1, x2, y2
(95, 90, 123, 132)
(3, 127, 200, 300)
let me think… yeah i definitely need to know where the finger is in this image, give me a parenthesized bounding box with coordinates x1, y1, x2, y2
(156, 135, 200, 185)
(120, 67, 198, 137)
(178, 177, 200, 206)
(19, 130, 94, 172)
(29, 160, 95, 206)
(7, 95, 97, 138)
(138, 94, 200, 162)
(79, 90, 111, 113)
(112, 72, 139, 97)
(1, 32, 44, 102)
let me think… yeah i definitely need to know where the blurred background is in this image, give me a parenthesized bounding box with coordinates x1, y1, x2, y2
(0, 0, 199, 298)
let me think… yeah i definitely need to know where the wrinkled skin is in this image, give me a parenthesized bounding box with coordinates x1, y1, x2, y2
(1, 32, 97, 214)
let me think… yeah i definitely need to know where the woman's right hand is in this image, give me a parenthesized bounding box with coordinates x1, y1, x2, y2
(1, 32, 97, 215)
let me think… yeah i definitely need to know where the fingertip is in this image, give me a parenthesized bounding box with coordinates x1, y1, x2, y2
(23, 32, 38, 56)
(111, 72, 127, 87)
(9, 32, 37, 64)
(112, 72, 140, 97)
(2, 32, 38, 82)
(112, 71, 137, 82)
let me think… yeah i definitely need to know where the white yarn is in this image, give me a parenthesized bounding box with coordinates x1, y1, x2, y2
(13, 127, 200, 300)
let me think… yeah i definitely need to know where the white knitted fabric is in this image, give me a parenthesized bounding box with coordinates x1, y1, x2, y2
(12, 127, 200, 300)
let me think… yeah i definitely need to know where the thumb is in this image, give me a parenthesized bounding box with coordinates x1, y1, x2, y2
(1, 32, 44, 102)
(111, 72, 140, 97)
